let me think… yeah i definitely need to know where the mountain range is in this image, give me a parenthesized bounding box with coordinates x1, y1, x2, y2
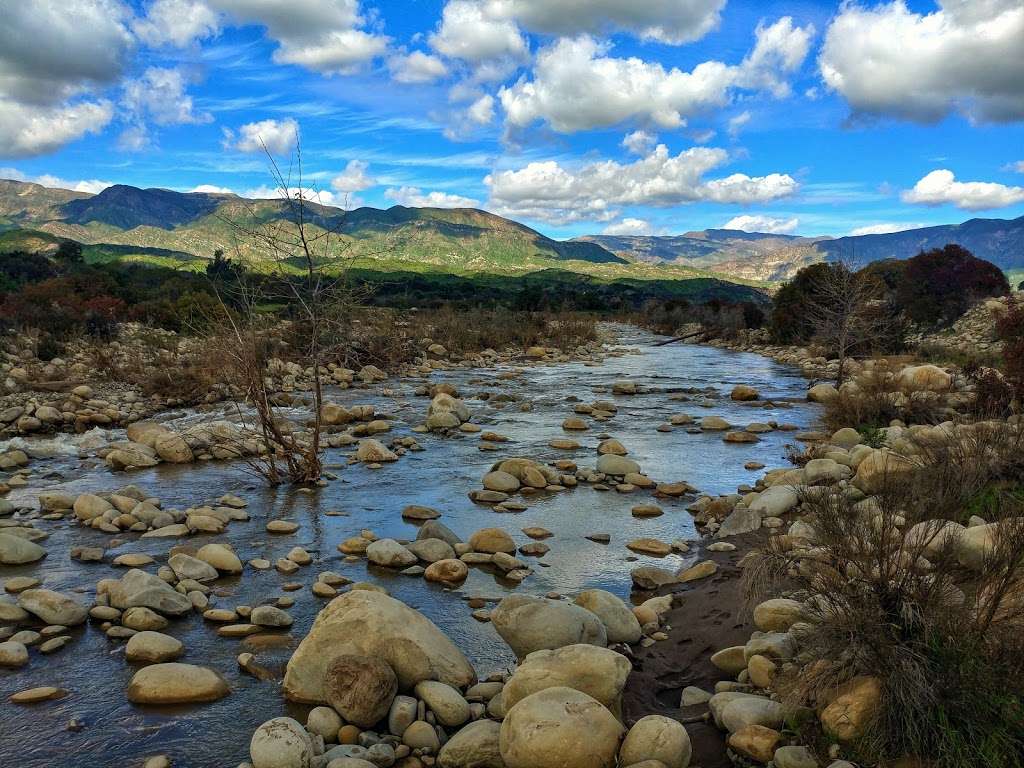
(1, 178, 1022, 287)
(578, 216, 1024, 282)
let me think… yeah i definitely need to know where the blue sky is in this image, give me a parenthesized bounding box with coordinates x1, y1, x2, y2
(1, 0, 1022, 239)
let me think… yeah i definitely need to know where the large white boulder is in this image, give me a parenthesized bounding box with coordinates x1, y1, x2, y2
(490, 595, 607, 660)
(283, 590, 475, 703)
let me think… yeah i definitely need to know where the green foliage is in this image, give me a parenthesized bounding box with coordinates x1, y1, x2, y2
(768, 262, 841, 343)
(55, 239, 82, 263)
(902, 634, 1024, 768)
(857, 425, 887, 449)
(895, 244, 1010, 326)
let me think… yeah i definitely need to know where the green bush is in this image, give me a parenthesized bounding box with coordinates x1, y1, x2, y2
(895, 244, 1009, 326)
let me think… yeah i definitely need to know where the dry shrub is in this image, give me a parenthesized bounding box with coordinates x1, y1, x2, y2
(822, 359, 945, 432)
(85, 332, 220, 401)
(419, 306, 597, 354)
(743, 421, 1024, 767)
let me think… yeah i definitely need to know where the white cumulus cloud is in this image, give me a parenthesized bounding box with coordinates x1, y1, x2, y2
(486, 144, 799, 224)
(467, 94, 496, 125)
(901, 169, 1024, 210)
(389, 51, 449, 84)
(133, 0, 221, 47)
(1, 168, 114, 194)
(189, 184, 234, 194)
(0, 0, 131, 157)
(430, 1, 529, 65)
(330, 159, 375, 192)
(499, 17, 813, 133)
(602, 218, 653, 236)
(210, 0, 388, 74)
(723, 214, 799, 234)
(819, 0, 1024, 123)
(0, 100, 114, 158)
(849, 222, 922, 236)
(228, 118, 300, 154)
(497, 0, 726, 45)
(385, 186, 480, 208)
(120, 67, 212, 150)
(621, 129, 657, 156)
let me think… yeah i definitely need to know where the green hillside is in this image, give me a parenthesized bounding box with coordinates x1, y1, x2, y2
(0, 179, 767, 297)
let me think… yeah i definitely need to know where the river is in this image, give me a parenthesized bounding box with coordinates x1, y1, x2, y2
(0, 325, 820, 767)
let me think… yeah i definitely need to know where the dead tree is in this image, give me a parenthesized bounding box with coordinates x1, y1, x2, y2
(806, 262, 895, 387)
(205, 142, 366, 485)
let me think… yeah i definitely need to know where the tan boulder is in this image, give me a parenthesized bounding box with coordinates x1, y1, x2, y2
(499, 687, 624, 768)
(283, 591, 475, 703)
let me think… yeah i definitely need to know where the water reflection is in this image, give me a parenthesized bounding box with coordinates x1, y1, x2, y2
(0, 325, 819, 767)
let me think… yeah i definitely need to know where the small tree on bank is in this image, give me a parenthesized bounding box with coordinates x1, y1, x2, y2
(805, 262, 896, 387)
(205, 144, 365, 485)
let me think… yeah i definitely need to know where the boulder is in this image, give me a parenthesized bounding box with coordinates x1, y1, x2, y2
(502, 644, 630, 715)
(819, 675, 882, 742)
(106, 569, 193, 615)
(491, 595, 607, 660)
(17, 589, 87, 626)
(366, 539, 418, 569)
(438, 720, 503, 768)
(731, 385, 759, 401)
(468, 528, 515, 554)
(0, 533, 45, 565)
(414, 680, 471, 727)
(324, 654, 398, 728)
(283, 591, 475, 703)
(752, 599, 804, 632)
(596, 455, 640, 476)
(749, 486, 799, 517)
(619, 715, 692, 768)
(125, 631, 184, 663)
(355, 439, 398, 463)
(168, 553, 219, 583)
(807, 383, 839, 403)
(424, 559, 469, 584)
(572, 589, 641, 644)
(196, 543, 243, 574)
(407, 538, 456, 563)
(898, 364, 951, 392)
(127, 663, 230, 704)
(499, 687, 624, 768)
(853, 449, 915, 494)
(250, 717, 315, 768)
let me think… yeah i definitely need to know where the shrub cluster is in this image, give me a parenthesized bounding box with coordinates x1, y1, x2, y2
(768, 244, 1010, 347)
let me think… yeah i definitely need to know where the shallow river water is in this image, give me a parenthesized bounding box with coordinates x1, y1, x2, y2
(0, 325, 820, 767)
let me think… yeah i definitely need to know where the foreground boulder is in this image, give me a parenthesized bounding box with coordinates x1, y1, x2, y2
(619, 715, 692, 768)
(283, 590, 475, 703)
(502, 644, 630, 715)
(499, 686, 624, 768)
(438, 719, 503, 768)
(491, 595, 607, 660)
(250, 717, 315, 768)
(572, 589, 641, 644)
(127, 663, 230, 704)
(324, 654, 398, 728)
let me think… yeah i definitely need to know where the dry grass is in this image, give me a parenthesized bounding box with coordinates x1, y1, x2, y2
(743, 421, 1024, 767)
(821, 359, 947, 431)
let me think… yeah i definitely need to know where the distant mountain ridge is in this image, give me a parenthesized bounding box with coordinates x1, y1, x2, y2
(0, 179, 625, 272)
(578, 217, 1024, 281)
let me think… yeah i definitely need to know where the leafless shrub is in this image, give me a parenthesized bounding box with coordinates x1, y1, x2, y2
(821, 359, 946, 432)
(743, 421, 1024, 767)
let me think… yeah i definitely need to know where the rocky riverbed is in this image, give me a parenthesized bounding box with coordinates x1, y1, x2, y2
(0, 324, 823, 767)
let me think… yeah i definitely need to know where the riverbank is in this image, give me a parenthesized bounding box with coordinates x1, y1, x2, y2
(1, 326, 825, 767)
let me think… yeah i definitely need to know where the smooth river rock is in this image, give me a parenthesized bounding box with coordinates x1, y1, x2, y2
(283, 590, 475, 703)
